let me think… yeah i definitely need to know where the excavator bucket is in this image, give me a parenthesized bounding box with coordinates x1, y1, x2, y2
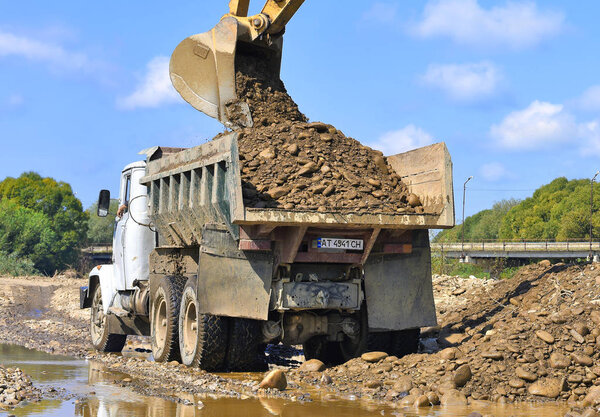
(170, 17, 249, 129)
(170, 15, 283, 130)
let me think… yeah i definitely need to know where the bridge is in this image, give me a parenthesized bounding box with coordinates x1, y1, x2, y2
(81, 244, 112, 264)
(432, 240, 600, 262)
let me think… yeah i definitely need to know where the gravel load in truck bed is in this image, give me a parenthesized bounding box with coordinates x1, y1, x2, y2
(230, 54, 426, 214)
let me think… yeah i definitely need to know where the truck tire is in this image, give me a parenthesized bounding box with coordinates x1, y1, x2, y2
(178, 277, 229, 371)
(225, 318, 267, 371)
(151, 275, 186, 363)
(90, 285, 126, 353)
(391, 328, 420, 357)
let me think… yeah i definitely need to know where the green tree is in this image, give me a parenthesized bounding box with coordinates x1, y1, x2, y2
(499, 177, 599, 241)
(86, 199, 119, 244)
(0, 172, 88, 274)
(435, 199, 520, 242)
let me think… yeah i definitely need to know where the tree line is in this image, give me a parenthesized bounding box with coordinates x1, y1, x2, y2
(435, 177, 600, 243)
(0, 172, 117, 275)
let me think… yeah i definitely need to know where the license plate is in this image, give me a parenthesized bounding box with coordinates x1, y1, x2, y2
(315, 238, 364, 250)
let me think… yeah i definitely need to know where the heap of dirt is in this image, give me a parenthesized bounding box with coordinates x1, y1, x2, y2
(232, 54, 424, 214)
(0, 366, 35, 408)
(290, 262, 600, 410)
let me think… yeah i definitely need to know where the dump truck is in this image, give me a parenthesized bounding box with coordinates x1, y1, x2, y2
(80, 0, 455, 371)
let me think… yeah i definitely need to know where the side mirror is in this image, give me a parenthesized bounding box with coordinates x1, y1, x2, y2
(97, 190, 111, 217)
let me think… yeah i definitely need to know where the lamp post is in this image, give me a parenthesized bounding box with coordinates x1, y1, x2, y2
(461, 176, 473, 261)
(591, 171, 599, 261)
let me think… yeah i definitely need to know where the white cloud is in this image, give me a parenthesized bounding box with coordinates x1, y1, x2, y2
(480, 162, 509, 181)
(0, 30, 91, 71)
(412, 0, 564, 49)
(362, 2, 399, 24)
(579, 121, 600, 157)
(371, 125, 435, 155)
(490, 101, 577, 150)
(575, 85, 600, 112)
(117, 56, 181, 110)
(421, 61, 502, 102)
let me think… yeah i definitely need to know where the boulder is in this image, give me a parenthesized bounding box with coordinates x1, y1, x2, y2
(440, 389, 468, 406)
(259, 370, 287, 391)
(453, 364, 472, 387)
(527, 377, 566, 398)
(298, 359, 326, 372)
(361, 352, 388, 363)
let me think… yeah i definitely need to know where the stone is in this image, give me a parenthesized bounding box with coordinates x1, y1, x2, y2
(527, 377, 566, 398)
(365, 380, 382, 388)
(361, 352, 388, 363)
(571, 329, 586, 344)
(453, 364, 472, 387)
(535, 330, 555, 344)
(538, 260, 552, 268)
(441, 389, 468, 406)
(440, 347, 458, 360)
(582, 409, 600, 417)
(298, 359, 326, 372)
(414, 395, 430, 408)
(572, 353, 594, 367)
(591, 311, 600, 326)
(259, 147, 276, 160)
(320, 373, 332, 385)
(297, 162, 318, 176)
(574, 322, 591, 337)
(583, 386, 600, 407)
(393, 376, 413, 393)
(481, 351, 504, 360)
(267, 186, 290, 199)
(286, 143, 299, 155)
(467, 413, 483, 417)
(259, 370, 287, 390)
(549, 352, 571, 369)
(426, 391, 440, 405)
(516, 367, 538, 382)
(399, 395, 417, 406)
(508, 378, 525, 388)
(408, 194, 421, 207)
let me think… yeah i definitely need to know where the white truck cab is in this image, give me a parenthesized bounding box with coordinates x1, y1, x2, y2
(80, 161, 155, 352)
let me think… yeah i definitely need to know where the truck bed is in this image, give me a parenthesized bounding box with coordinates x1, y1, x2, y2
(140, 133, 454, 246)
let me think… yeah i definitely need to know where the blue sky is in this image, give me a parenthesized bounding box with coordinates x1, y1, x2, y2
(1, 1, 600, 219)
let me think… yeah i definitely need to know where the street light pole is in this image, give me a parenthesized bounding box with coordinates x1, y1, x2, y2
(461, 176, 473, 261)
(591, 171, 599, 260)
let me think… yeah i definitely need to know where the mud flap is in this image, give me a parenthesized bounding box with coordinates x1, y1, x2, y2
(364, 230, 437, 331)
(196, 225, 272, 320)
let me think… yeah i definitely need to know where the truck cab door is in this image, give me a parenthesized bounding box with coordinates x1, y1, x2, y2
(112, 170, 132, 290)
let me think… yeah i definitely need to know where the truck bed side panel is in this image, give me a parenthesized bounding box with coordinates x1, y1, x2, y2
(196, 225, 273, 320)
(364, 230, 437, 331)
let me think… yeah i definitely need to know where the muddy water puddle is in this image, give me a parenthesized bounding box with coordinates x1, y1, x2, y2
(1, 344, 571, 417)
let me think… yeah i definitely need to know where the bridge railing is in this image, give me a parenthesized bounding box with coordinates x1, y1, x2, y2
(432, 239, 600, 253)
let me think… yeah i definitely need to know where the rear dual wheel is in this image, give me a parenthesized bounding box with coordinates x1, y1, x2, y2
(178, 277, 229, 371)
(151, 276, 186, 363)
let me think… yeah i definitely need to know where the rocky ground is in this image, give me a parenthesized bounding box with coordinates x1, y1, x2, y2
(3, 264, 600, 416)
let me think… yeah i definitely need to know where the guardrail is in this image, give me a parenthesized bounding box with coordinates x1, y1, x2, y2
(432, 240, 600, 259)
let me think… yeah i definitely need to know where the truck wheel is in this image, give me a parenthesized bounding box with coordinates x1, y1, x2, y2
(225, 318, 267, 371)
(178, 277, 229, 371)
(391, 328, 420, 357)
(151, 276, 186, 363)
(90, 285, 126, 352)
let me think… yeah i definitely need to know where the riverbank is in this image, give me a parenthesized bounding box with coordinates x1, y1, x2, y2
(2, 264, 600, 416)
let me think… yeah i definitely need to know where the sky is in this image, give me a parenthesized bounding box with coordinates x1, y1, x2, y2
(1, 1, 600, 219)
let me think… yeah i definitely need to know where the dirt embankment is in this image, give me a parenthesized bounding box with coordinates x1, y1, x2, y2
(287, 262, 600, 416)
(229, 54, 423, 214)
